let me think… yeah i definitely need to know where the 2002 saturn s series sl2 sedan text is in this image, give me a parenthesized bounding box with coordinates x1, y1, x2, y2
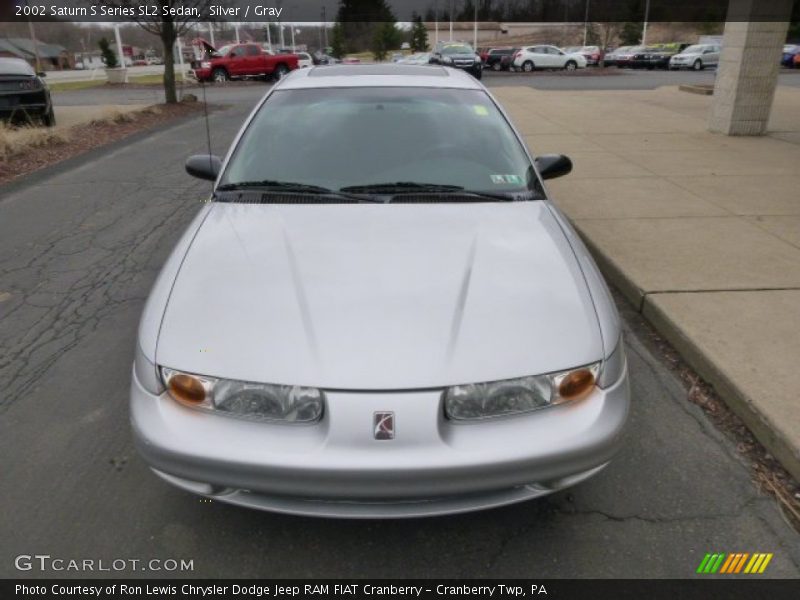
(131, 64, 630, 518)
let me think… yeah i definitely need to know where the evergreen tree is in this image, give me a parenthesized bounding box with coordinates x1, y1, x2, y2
(331, 23, 346, 58)
(335, 0, 397, 54)
(410, 14, 429, 52)
(619, 22, 642, 46)
(371, 22, 401, 61)
(98, 37, 118, 68)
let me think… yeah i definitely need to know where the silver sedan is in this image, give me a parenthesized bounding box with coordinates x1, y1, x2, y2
(131, 64, 630, 518)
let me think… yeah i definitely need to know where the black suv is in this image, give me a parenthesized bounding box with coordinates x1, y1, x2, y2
(429, 42, 483, 79)
(0, 57, 54, 126)
(484, 48, 519, 71)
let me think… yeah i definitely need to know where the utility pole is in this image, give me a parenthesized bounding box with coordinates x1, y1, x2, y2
(25, 0, 42, 73)
(208, 23, 215, 47)
(583, 0, 590, 47)
(322, 5, 328, 48)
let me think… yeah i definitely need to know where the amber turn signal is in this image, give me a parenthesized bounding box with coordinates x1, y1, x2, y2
(557, 368, 596, 401)
(168, 373, 207, 406)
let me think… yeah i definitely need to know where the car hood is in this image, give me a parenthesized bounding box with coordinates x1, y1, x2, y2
(156, 202, 603, 389)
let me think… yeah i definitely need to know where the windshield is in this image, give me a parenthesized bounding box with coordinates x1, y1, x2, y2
(682, 45, 705, 54)
(220, 87, 536, 197)
(0, 58, 35, 76)
(441, 44, 473, 55)
(215, 44, 233, 56)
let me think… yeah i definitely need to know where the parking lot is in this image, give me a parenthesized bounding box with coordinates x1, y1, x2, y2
(1, 75, 799, 578)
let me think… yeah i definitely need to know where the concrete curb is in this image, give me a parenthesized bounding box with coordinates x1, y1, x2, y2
(573, 223, 800, 483)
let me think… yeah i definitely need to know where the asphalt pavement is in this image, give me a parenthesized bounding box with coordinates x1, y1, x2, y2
(1, 84, 799, 579)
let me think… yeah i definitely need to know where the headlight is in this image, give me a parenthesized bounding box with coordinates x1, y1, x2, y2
(444, 363, 600, 420)
(161, 368, 324, 423)
(201, 61, 211, 69)
(597, 336, 626, 389)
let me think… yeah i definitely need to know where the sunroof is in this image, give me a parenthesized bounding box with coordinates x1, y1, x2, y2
(308, 65, 449, 77)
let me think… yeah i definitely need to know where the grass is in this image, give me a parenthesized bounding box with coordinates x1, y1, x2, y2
(0, 121, 72, 160)
(0, 106, 161, 160)
(47, 73, 178, 92)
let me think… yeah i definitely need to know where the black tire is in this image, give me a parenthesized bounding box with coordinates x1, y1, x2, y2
(491, 61, 502, 71)
(692, 59, 703, 71)
(473, 69, 482, 80)
(212, 68, 228, 83)
(564, 60, 578, 71)
(522, 60, 534, 73)
(272, 64, 289, 81)
(42, 107, 55, 127)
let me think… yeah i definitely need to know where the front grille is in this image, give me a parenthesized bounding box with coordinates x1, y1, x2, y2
(0, 79, 37, 92)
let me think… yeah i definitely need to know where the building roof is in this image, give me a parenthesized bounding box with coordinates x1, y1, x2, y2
(0, 37, 67, 59)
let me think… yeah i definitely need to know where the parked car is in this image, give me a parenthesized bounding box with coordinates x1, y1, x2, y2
(396, 52, 432, 65)
(603, 46, 633, 67)
(312, 52, 339, 65)
(631, 44, 690, 69)
(669, 44, 721, 70)
(484, 47, 519, 71)
(133, 64, 630, 518)
(781, 44, 800, 67)
(146, 56, 163, 66)
(294, 52, 313, 69)
(193, 43, 299, 82)
(794, 52, 800, 68)
(0, 58, 54, 127)
(391, 52, 405, 63)
(611, 46, 644, 68)
(429, 42, 483, 79)
(512, 45, 587, 72)
(342, 57, 361, 64)
(576, 45, 604, 65)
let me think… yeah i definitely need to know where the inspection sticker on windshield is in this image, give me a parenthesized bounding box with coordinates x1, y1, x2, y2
(492, 174, 523, 185)
(473, 105, 489, 116)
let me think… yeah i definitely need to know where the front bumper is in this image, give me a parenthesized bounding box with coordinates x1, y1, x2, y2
(131, 364, 629, 517)
(0, 91, 49, 118)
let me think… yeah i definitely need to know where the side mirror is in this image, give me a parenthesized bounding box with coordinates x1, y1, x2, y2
(185, 154, 222, 181)
(535, 154, 573, 180)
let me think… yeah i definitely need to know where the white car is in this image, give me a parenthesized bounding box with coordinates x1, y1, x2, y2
(512, 45, 587, 72)
(132, 64, 629, 518)
(669, 44, 721, 70)
(294, 52, 313, 68)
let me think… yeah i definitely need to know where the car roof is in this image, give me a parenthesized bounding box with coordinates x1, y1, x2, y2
(278, 64, 483, 90)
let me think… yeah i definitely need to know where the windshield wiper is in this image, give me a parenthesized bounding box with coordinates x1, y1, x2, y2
(215, 180, 381, 203)
(217, 180, 338, 193)
(339, 182, 466, 194)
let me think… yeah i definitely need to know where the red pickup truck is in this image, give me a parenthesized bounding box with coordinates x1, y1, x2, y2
(193, 43, 299, 83)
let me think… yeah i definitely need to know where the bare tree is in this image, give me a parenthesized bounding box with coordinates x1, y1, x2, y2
(95, 1, 226, 103)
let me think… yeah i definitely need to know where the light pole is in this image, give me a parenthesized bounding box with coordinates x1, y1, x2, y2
(449, 0, 453, 41)
(642, 0, 650, 46)
(208, 23, 215, 47)
(473, 0, 478, 49)
(434, 0, 439, 46)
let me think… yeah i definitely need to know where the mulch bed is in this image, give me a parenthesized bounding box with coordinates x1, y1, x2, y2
(0, 101, 209, 186)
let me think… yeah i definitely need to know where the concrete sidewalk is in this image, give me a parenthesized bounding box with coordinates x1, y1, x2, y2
(493, 85, 800, 481)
